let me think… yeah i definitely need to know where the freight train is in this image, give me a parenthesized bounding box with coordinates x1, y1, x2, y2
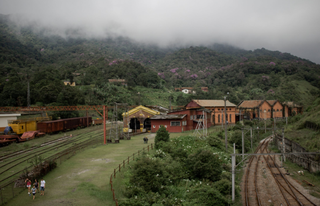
(0, 117, 97, 145)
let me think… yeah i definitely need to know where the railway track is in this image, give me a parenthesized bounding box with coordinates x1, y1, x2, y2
(244, 136, 317, 206)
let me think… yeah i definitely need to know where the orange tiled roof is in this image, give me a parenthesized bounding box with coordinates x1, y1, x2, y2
(238, 100, 264, 108)
(266, 100, 277, 106)
(193, 99, 236, 107)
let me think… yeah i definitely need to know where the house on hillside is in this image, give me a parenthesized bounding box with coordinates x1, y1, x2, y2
(185, 99, 237, 125)
(108, 79, 127, 86)
(175, 87, 208, 94)
(283, 102, 303, 116)
(63, 81, 76, 86)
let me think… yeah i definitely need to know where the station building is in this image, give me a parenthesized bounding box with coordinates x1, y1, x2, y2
(185, 99, 237, 126)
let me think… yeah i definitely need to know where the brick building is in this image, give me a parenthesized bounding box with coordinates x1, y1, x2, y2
(283, 102, 303, 117)
(238, 100, 286, 120)
(150, 108, 212, 133)
(185, 99, 237, 125)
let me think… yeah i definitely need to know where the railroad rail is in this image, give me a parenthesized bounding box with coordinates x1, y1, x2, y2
(243, 137, 317, 206)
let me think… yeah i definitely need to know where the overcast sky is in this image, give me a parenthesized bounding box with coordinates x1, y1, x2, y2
(1, 0, 320, 64)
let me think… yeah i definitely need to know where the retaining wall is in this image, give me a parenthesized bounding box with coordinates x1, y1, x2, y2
(273, 134, 320, 172)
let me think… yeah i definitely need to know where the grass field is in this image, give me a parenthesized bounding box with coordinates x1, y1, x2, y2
(4, 126, 219, 206)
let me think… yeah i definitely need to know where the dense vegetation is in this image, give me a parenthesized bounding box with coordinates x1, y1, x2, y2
(119, 129, 238, 206)
(0, 14, 319, 112)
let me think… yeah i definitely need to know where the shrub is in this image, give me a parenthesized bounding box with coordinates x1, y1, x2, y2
(207, 135, 223, 149)
(155, 125, 170, 149)
(129, 157, 168, 193)
(186, 149, 223, 182)
(187, 185, 228, 206)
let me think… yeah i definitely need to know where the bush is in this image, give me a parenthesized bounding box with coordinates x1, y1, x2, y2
(207, 135, 223, 149)
(187, 185, 228, 206)
(155, 125, 170, 149)
(129, 157, 168, 193)
(186, 149, 223, 182)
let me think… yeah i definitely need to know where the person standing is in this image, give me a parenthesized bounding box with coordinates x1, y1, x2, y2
(34, 179, 39, 192)
(25, 178, 32, 195)
(40, 178, 46, 196)
(31, 185, 37, 200)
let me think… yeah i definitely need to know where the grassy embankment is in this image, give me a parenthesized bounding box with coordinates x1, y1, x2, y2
(5, 126, 220, 206)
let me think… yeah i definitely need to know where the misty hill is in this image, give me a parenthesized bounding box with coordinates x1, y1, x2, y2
(0, 15, 319, 109)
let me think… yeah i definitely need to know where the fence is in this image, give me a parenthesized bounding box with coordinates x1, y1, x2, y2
(305, 121, 320, 131)
(109, 143, 154, 206)
(0, 137, 102, 205)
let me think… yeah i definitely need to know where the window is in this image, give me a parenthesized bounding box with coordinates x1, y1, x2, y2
(194, 115, 196, 119)
(218, 114, 220, 123)
(171, 121, 181, 126)
(218, 109, 220, 110)
(190, 115, 193, 120)
(153, 125, 155, 128)
(277, 109, 279, 111)
(165, 125, 167, 128)
(268, 109, 270, 111)
(230, 114, 232, 122)
(226, 114, 228, 121)
(280, 109, 282, 111)
(197, 115, 203, 119)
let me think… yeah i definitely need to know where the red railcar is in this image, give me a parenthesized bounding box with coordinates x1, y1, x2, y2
(37, 117, 92, 133)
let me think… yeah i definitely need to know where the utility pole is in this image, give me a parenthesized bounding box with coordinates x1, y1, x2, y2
(282, 128, 286, 162)
(264, 111, 266, 133)
(224, 95, 228, 152)
(242, 128, 244, 159)
(250, 127, 253, 150)
(27, 80, 30, 107)
(232, 143, 235, 201)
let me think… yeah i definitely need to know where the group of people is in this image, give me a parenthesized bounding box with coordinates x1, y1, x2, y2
(25, 178, 46, 200)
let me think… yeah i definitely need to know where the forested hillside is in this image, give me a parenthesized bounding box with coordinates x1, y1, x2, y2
(0, 14, 319, 111)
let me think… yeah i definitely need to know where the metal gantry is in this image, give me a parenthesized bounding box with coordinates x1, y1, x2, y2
(193, 110, 207, 139)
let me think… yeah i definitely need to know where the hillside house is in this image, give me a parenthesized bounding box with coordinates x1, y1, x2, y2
(108, 79, 127, 86)
(175, 87, 208, 94)
(185, 99, 237, 125)
(63, 81, 76, 86)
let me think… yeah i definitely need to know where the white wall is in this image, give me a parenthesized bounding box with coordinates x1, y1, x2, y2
(0, 114, 21, 127)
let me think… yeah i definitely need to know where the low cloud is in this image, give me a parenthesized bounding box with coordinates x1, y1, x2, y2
(1, 0, 320, 63)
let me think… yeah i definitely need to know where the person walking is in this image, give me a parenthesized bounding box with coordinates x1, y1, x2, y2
(34, 179, 39, 192)
(31, 185, 37, 200)
(25, 178, 32, 195)
(40, 178, 46, 196)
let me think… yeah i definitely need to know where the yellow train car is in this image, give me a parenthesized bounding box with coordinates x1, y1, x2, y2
(8, 117, 50, 135)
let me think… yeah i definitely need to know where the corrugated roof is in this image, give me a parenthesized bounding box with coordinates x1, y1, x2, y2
(145, 105, 168, 114)
(238, 100, 263, 108)
(150, 114, 186, 120)
(192, 99, 236, 107)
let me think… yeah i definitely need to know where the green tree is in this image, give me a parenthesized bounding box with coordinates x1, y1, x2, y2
(154, 125, 170, 149)
(186, 149, 223, 181)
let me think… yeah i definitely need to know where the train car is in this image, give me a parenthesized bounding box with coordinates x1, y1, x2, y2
(37, 117, 92, 133)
